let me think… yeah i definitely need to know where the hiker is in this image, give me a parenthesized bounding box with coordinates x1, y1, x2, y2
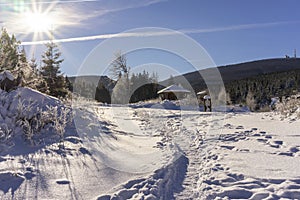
(203, 95, 211, 112)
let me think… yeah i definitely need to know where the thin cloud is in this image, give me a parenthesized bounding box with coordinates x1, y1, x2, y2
(76, 0, 169, 19)
(21, 21, 300, 46)
(181, 21, 300, 34)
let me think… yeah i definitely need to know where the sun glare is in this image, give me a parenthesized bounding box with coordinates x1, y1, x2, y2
(24, 11, 54, 33)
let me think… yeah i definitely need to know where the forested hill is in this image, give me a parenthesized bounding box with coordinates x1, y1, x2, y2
(69, 58, 300, 95)
(67, 58, 300, 107)
(175, 58, 300, 92)
(218, 58, 300, 82)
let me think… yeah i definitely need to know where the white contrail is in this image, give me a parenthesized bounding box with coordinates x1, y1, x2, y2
(0, 0, 97, 6)
(21, 21, 300, 46)
(180, 21, 299, 34)
(21, 31, 172, 45)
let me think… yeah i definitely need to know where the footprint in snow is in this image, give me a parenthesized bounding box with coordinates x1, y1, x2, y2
(238, 148, 250, 152)
(259, 131, 267, 134)
(278, 152, 294, 157)
(273, 140, 284, 145)
(269, 142, 281, 149)
(290, 146, 300, 153)
(266, 140, 284, 149)
(79, 147, 91, 155)
(220, 145, 235, 150)
(252, 133, 261, 137)
(265, 135, 272, 139)
(236, 125, 244, 129)
(257, 138, 268, 143)
(56, 179, 70, 184)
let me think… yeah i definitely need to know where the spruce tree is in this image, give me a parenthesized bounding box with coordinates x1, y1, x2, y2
(0, 28, 19, 71)
(65, 76, 73, 92)
(40, 41, 67, 98)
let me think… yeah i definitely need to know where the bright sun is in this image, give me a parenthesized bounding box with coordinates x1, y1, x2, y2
(24, 11, 54, 33)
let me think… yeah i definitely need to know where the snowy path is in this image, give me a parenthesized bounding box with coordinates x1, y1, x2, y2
(173, 112, 226, 199)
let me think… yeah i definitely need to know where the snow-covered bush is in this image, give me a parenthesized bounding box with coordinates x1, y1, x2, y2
(0, 87, 73, 145)
(20, 119, 34, 144)
(20, 105, 72, 144)
(0, 124, 13, 142)
(275, 94, 300, 119)
(44, 105, 72, 140)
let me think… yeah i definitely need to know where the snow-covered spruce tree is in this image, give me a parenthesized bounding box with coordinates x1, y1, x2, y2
(40, 41, 68, 98)
(246, 91, 256, 111)
(0, 28, 19, 71)
(0, 28, 47, 92)
(65, 76, 73, 92)
(28, 55, 49, 93)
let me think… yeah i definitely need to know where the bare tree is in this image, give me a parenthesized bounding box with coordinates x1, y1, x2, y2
(110, 51, 131, 104)
(109, 51, 130, 80)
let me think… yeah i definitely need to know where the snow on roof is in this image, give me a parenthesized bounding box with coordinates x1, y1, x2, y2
(197, 90, 208, 95)
(157, 84, 190, 94)
(0, 70, 15, 81)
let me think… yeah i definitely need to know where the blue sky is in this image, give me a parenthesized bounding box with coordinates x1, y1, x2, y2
(1, 0, 300, 79)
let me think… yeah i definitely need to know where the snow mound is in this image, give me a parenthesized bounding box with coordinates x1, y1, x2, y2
(0, 87, 64, 128)
(8, 87, 61, 108)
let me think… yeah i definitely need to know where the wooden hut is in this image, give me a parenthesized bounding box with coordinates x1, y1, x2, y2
(157, 84, 190, 100)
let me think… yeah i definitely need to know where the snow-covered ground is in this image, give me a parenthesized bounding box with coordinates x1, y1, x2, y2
(0, 89, 300, 199)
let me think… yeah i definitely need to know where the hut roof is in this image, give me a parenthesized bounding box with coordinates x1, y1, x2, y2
(157, 84, 190, 94)
(197, 90, 208, 95)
